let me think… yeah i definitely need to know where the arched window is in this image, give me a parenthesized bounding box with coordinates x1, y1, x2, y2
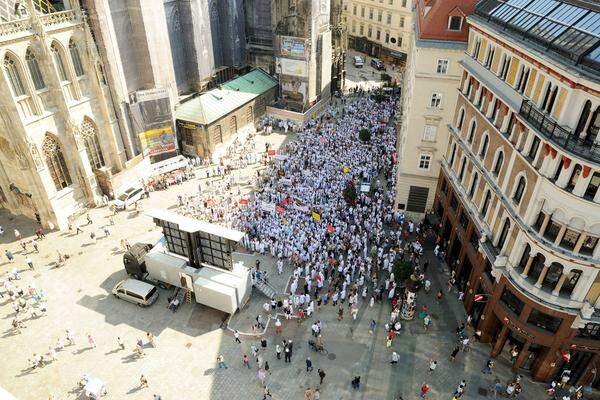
(469, 172, 479, 198)
(479, 134, 489, 159)
(560, 269, 582, 297)
(42, 134, 72, 190)
(230, 115, 238, 133)
(456, 108, 465, 130)
(492, 151, 504, 176)
(481, 189, 492, 218)
(69, 40, 84, 77)
(458, 157, 467, 182)
(3, 55, 26, 96)
(81, 118, 105, 169)
(25, 49, 45, 90)
(467, 119, 476, 143)
(566, 164, 582, 192)
(51, 43, 68, 81)
(513, 176, 526, 204)
(497, 218, 511, 251)
(542, 262, 563, 292)
(518, 244, 531, 273)
(448, 143, 457, 167)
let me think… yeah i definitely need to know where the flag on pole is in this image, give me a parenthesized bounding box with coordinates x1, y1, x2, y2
(312, 212, 321, 221)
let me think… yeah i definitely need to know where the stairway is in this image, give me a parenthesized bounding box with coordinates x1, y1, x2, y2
(253, 277, 277, 299)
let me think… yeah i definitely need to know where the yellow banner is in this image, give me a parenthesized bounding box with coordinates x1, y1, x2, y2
(312, 212, 321, 221)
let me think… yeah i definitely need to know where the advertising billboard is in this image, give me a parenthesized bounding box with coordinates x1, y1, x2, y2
(280, 36, 308, 58)
(281, 78, 307, 104)
(278, 58, 308, 77)
(132, 88, 177, 159)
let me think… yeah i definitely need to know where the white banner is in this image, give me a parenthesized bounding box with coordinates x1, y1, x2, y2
(292, 204, 310, 213)
(280, 178, 292, 186)
(260, 202, 276, 213)
(279, 58, 308, 77)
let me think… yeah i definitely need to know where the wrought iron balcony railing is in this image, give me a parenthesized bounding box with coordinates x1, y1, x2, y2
(519, 100, 600, 164)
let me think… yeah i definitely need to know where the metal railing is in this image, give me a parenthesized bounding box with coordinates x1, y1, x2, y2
(519, 100, 600, 164)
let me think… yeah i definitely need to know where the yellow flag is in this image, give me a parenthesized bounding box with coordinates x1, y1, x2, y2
(342, 166, 349, 173)
(312, 212, 321, 221)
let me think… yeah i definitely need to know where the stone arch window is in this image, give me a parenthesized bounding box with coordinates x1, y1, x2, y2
(517, 243, 531, 273)
(542, 262, 563, 292)
(468, 172, 479, 199)
(467, 118, 476, 144)
(50, 42, 69, 81)
(448, 142, 457, 167)
(512, 175, 526, 204)
(527, 253, 546, 283)
(561, 269, 582, 297)
(3, 54, 26, 96)
(497, 217, 511, 251)
(69, 39, 84, 77)
(81, 118, 105, 169)
(566, 164, 582, 192)
(42, 134, 72, 190)
(458, 156, 467, 182)
(492, 150, 504, 177)
(456, 107, 465, 130)
(25, 48, 45, 90)
(479, 133, 489, 159)
(481, 189, 492, 218)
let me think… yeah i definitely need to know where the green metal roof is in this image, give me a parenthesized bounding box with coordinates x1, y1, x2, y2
(175, 69, 278, 126)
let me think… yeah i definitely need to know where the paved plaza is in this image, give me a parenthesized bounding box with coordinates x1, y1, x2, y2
(0, 74, 545, 400)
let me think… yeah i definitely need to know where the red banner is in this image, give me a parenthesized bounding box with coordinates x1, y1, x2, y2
(267, 150, 276, 157)
(276, 206, 285, 214)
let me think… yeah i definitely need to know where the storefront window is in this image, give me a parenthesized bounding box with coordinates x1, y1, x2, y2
(527, 309, 562, 333)
(577, 323, 600, 340)
(501, 288, 524, 316)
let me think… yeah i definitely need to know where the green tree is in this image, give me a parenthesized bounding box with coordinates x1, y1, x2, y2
(343, 181, 357, 205)
(359, 128, 371, 142)
(393, 259, 414, 283)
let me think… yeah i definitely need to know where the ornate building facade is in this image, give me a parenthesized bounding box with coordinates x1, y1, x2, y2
(0, 1, 127, 229)
(435, 0, 600, 385)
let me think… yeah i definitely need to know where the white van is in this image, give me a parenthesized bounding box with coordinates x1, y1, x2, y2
(353, 56, 364, 68)
(112, 278, 159, 307)
(112, 186, 145, 210)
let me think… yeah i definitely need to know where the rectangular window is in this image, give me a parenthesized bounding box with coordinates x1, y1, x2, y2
(450, 194, 458, 212)
(423, 125, 437, 142)
(470, 231, 480, 249)
(448, 16, 463, 31)
(528, 136, 541, 160)
(385, 32, 390, 43)
(353, 5, 357, 15)
(459, 211, 469, 231)
(368, 26, 372, 37)
(527, 309, 562, 333)
(352, 21, 356, 33)
(378, 10, 382, 22)
(399, 16, 405, 28)
(389, 0, 393, 5)
(437, 59, 449, 74)
(578, 323, 600, 340)
(360, 25, 364, 35)
(543, 221, 561, 242)
(398, 36, 403, 47)
(376, 30, 381, 40)
(430, 93, 442, 108)
(361, 6, 365, 17)
(418, 153, 432, 170)
(406, 186, 429, 213)
(581, 236, 599, 256)
(387, 13, 392, 24)
(402, 0, 407, 7)
(533, 211, 545, 232)
(369, 8, 373, 19)
(500, 288, 524, 316)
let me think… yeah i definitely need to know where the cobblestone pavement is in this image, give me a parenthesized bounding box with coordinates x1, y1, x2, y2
(0, 127, 546, 399)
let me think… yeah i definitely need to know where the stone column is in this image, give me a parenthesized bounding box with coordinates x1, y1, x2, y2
(552, 273, 569, 296)
(512, 341, 531, 372)
(461, 75, 470, 94)
(554, 225, 568, 247)
(491, 324, 509, 357)
(539, 213, 552, 236)
(521, 254, 535, 277)
(556, 162, 575, 189)
(574, 233, 587, 253)
(535, 264, 550, 288)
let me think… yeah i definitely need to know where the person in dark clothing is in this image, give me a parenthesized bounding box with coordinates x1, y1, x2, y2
(450, 345, 461, 361)
(318, 368, 326, 384)
(306, 357, 313, 372)
(351, 376, 361, 389)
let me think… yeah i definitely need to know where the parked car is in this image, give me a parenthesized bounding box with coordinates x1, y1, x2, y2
(371, 58, 385, 70)
(353, 56, 364, 68)
(112, 278, 159, 307)
(112, 187, 145, 210)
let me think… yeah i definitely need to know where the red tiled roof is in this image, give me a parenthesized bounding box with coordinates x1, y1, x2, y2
(416, 0, 478, 42)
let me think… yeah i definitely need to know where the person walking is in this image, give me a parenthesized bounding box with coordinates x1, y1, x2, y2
(147, 332, 156, 347)
(87, 334, 96, 349)
(275, 318, 282, 335)
(32, 240, 38, 253)
(305, 357, 313, 372)
(139, 374, 148, 388)
(117, 337, 124, 350)
(234, 330, 241, 344)
(243, 354, 250, 368)
(217, 354, 228, 369)
(450, 345, 460, 361)
(86, 214, 92, 225)
(275, 344, 282, 360)
(420, 383, 430, 398)
(26, 257, 34, 270)
(428, 360, 437, 373)
(390, 351, 400, 365)
(482, 359, 494, 374)
(5, 250, 14, 263)
(103, 227, 110, 237)
(318, 368, 326, 385)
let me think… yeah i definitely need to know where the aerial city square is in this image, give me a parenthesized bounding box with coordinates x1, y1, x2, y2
(0, 0, 599, 399)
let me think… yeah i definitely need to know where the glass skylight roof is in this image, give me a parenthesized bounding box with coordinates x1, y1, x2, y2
(475, 0, 600, 74)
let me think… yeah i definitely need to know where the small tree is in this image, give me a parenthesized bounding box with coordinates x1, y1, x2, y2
(393, 259, 414, 283)
(381, 73, 392, 83)
(343, 181, 357, 205)
(359, 128, 371, 142)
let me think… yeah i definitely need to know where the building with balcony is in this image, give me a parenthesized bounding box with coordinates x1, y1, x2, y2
(344, 0, 412, 65)
(434, 0, 600, 386)
(0, 0, 128, 229)
(394, 0, 477, 219)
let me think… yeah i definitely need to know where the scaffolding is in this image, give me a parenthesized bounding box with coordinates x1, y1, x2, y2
(0, 0, 62, 22)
